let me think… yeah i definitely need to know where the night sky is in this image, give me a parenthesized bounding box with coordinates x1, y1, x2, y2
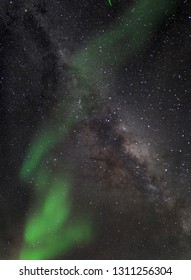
(0, 0, 191, 260)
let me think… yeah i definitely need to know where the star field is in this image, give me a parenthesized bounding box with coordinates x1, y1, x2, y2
(0, 0, 191, 260)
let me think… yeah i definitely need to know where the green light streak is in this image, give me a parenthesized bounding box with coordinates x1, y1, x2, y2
(19, 0, 180, 260)
(19, 175, 93, 260)
(19, 87, 94, 259)
(24, 180, 70, 244)
(108, 0, 112, 6)
(20, 222, 92, 260)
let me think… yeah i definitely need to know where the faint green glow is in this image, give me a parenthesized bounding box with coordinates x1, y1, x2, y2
(20, 132, 57, 182)
(19, 0, 180, 260)
(20, 88, 91, 182)
(108, 0, 112, 6)
(73, 0, 181, 84)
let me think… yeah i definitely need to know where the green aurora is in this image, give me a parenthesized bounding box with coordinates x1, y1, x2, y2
(108, 0, 112, 6)
(19, 0, 180, 260)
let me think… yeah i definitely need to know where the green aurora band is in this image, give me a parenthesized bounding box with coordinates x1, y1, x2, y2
(108, 0, 112, 6)
(19, 0, 180, 260)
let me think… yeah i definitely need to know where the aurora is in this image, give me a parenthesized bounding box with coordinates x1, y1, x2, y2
(19, 0, 181, 260)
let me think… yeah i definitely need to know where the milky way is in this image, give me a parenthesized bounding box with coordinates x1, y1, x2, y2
(0, 0, 191, 260)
